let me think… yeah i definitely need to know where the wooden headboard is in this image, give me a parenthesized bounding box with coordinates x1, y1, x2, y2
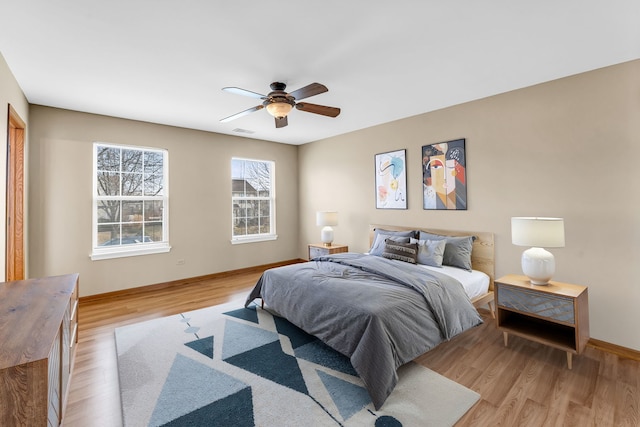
(369, 224, 495, 290)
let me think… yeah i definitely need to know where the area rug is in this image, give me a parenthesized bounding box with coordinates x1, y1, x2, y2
(115, 300, 479, 426)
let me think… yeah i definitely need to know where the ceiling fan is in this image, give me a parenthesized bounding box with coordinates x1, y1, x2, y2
(220, 82, 341, 128)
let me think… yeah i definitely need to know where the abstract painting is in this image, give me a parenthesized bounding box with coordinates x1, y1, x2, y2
(375, 149, 407, 209)
(422, 139, 467, 210)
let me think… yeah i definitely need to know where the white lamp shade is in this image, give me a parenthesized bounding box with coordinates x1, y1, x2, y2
(511, 217, 565, 248)
(316, 211, 338, 227)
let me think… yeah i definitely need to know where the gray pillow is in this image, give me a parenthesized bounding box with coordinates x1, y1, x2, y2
(418, 232, 476, 271)
(369, 229, 417, 256)
(382, 239, 418, 264)
(410, 238, 446, 267)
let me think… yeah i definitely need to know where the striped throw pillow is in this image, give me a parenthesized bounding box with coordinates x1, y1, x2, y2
(382, 238, 418, 264)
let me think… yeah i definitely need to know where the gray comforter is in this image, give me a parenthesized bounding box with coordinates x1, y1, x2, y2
(245, 253, 482, 409)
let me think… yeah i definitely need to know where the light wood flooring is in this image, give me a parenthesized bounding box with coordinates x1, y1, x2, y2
(65, 269, 639, 426)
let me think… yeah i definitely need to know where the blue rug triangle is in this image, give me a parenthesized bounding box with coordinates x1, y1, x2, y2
(317, 370, 371, 421)
(183, 326, 200, 334)
(296, 340, 357, 376)
(225, 340, 309, 395)
(224, 306, 258, 324)
(160, 387, 254, 427)
(222, 319, 278, 359)
(273, 315, 317, 349)
(149, 353, 249, 426)
(185, 335, 214, 359)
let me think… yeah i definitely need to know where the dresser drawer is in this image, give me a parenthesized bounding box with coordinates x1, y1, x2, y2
(497, 285, 575, 324)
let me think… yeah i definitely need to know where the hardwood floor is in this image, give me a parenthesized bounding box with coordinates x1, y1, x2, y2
(65, 270, 639, 426)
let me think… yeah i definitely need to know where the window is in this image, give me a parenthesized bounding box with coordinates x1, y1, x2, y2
(91, 143, 170, 260)
(231, 158, 276, 243)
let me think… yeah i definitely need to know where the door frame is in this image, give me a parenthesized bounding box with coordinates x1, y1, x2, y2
(6, 104, 25, 281)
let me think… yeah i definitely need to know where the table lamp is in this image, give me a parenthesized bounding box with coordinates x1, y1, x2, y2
(316, 211, 338, 246)
(511, 217, 565, 285)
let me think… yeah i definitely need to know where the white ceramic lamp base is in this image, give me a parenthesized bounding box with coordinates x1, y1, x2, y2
(521, 247, 555, 285)
(321, 226, 334, 247)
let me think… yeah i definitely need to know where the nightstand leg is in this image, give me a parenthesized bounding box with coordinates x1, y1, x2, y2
(566, 352, 572, 370)
(503, 332, 508, 347)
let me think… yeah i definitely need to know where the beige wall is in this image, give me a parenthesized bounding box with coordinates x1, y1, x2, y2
(18, 56, 640, 350)
(298, 60, 640, 351)
(28, 106, 299, 296)
(0, 52, 29, 280)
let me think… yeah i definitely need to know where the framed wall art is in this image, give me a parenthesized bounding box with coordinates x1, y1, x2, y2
(375, 149, 407, 209)
(422, 139, 467, 210)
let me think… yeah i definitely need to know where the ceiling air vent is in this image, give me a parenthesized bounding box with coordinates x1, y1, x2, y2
(232, 128, 255, 134)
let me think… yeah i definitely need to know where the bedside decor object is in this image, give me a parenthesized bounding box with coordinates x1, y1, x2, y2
(511, 217, 565, 285)
(375, 149, 407, 209)
(316, 211, 338, 246)
(422, 139, 466, 210)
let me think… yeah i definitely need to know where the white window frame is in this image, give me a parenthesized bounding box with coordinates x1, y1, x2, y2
(90, 142, 171, 260)
(231, 157, 277, 244)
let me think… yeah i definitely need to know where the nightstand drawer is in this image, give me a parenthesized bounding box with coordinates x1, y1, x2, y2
(497, 285, 575, 324)
(309, 246, 327, 259)
(308, 244, 348, 260)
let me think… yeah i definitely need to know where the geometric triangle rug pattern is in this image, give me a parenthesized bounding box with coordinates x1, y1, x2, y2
(115, 300, 480, 426)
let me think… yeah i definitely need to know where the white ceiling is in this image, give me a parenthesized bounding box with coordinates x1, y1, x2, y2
(1, 1, 639, 145)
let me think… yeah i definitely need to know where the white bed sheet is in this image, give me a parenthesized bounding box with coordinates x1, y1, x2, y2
(419, 264, 490, 300)
(363, 252, 490, 300)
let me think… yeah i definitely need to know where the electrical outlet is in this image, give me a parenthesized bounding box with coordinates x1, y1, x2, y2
(177, 259, 185, 265)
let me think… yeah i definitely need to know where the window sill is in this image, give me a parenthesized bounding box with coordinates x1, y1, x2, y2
(90, 243, 171, 260)
(230, 234, 278, 245)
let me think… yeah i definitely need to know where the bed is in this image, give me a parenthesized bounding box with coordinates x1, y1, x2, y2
(367, 224, 496, 315)
(245, 224, 495, 409)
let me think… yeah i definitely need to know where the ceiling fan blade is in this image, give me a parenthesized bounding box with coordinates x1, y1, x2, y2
(275, 116, 288, 128)
(288, 83, 328, 101)
(220, 105, 263, 122)
(295, 102, 341, 118)
(222, 87, 266, 99)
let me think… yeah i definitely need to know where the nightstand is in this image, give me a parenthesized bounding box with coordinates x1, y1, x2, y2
(308, 243, 348, 260)
(495, 274, 589, 369)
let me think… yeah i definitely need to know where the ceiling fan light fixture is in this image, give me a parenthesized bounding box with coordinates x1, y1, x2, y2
(265, 100, 294, 118)
(222, 82, 339, 128)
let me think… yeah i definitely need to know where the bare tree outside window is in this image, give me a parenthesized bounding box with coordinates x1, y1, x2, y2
(95, 144, 167, 248)
(232, 158, 275, 240)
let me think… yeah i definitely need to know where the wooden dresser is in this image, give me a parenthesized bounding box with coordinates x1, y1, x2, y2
(0, 273, 79, 426)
